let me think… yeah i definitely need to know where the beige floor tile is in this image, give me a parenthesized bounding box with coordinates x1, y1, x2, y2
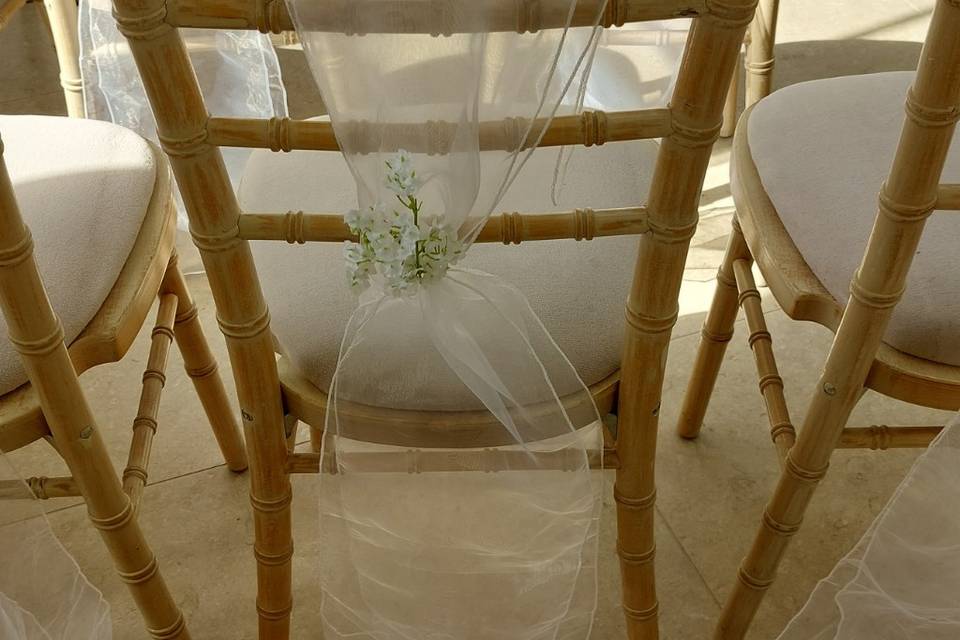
(0, 9, 62, 105)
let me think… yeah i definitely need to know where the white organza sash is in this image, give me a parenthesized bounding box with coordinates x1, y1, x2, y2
(79, 0, 288, 228)
(283, 2, 685, 636)
(0, 453, 111, 640)
(778, 413, 960, 640)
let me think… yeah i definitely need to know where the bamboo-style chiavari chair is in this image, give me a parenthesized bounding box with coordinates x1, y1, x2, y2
(1, 0, 84, 117)
(0, 115, 248, 639)
(721, 0, 777, 137)
(111, 0, 758, 638)
(676, 0, 960, 637)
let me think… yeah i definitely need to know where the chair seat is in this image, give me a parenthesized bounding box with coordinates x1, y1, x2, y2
(0, 116, 155, 396)
(240, 140, 660, 411)
(745, 71, 960, 367)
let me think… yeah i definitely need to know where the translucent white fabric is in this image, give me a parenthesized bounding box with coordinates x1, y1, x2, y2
(569, 20, 689, 112)
(0, 453, 111, 639)
(79, 0, 287, 227)
(778, 413, 960, 640)
(282, 3, 693, 636)
(283, 1, 677, 637)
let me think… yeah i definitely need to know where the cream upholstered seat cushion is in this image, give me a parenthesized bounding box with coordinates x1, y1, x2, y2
(0, 116, 155, 395)
(240, 140, 659, 411)
(747, 71, 960, 367)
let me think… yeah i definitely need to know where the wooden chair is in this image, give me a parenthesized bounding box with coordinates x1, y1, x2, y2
(675, 0, 960, 636)
(0, 0, 84, 117)
(721, 0, 778, 137)
(0, 115, 247, 638)
(111, 0, 757, 637)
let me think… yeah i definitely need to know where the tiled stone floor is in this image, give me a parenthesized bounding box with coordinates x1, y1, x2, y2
(1, 2, 953, 638)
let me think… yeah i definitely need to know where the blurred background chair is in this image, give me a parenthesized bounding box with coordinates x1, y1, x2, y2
(676, 0, 960, 636)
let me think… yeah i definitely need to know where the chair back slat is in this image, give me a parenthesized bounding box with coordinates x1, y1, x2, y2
(237, 206, 649, 244)
(166, 0, 705, 34)
(207, 108, 673, 153)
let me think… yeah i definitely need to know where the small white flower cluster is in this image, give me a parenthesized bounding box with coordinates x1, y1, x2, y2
(343, 150, 463, 295)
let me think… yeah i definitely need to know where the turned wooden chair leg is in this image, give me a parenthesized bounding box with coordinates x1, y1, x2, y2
(0, 148, 190, 640)
(309, 421, 322, 453)
(161, 252, 248, 472)
(677, 219, 750, 439)
(42, 0, 84, 117)
(744, 0, 779, 109)
(616, 8, 754, 638)
(720, 54, 740, 138)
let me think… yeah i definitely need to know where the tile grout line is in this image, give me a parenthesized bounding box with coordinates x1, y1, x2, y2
(654, 502, 724, 609)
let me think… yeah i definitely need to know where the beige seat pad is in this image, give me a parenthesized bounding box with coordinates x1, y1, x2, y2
(0, 116, 155, 396)
(747, 71, 960, 367)
(240, 141, 660, 411)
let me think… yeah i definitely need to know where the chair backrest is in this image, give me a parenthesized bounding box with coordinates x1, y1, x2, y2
(111, 0, 757, 635)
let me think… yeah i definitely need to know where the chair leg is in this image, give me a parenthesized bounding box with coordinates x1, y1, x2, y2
(714, 397, 852, 639)
(284, 414, 298, 453)
(744, 0, 779, 108)
(42, 0, 85, 117)
(720, 53, 740, 138)
(715, 261, 912, 638)
(161, 252, 248, 472)
(676, 218, 750, 439)
(309, 421, 323, 453)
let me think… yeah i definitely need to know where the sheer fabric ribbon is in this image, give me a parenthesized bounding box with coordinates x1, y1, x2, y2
(778, 413, 960, 640)
(0, 452, 111, 639)
(79, 0, 288, 228)
(285, 2, 684, 637)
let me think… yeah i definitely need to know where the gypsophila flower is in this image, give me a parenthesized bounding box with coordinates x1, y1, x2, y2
(384, 149, 423, 198)
(342, 152, 462, 296)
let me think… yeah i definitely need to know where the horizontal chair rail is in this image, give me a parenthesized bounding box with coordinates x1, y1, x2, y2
(0, 475, 81, 500)
(166, 0, 704, 34)
(838, 425, 943, 450)
(286, 448, 617, 474)
(240, 207, 649, 244)
(206, 109, 673, 154)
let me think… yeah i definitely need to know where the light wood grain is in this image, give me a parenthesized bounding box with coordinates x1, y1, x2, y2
(207, 108, 674, 153)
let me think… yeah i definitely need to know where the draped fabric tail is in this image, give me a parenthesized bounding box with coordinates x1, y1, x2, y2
(79, 0, 288, 228)
(777, 413, 960, 640)
(283, 1, 686, 637)
(0, 452, 112, 640)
